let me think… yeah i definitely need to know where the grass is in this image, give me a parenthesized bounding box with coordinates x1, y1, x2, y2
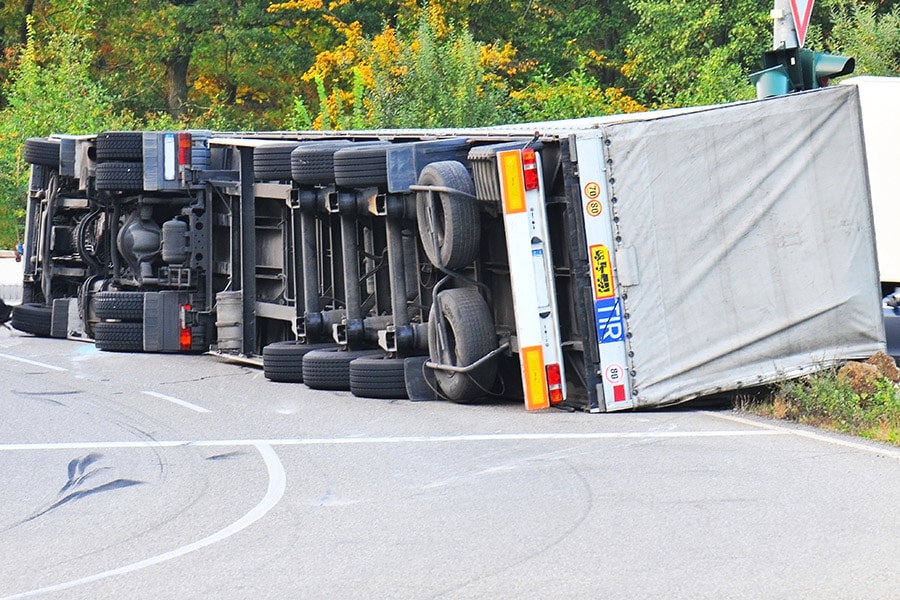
(738, 365, 900, 446)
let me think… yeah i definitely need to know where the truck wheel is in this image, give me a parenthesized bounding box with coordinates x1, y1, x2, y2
(333, 143, 393, 188)
(95, 161, 143, 191)
(416, 161, 480, 270)
(349, 355, 410, 399)
(263, 341, 335, 383)
(11, 303, 53, 337)
(95, 131, 143, 162)
(254, 142, 301, 181)
(427, 288, 498, 403)
(302, 348, 383, 391)
(24, 137, 61, 167)
(94, 321, 144, 352)
(290, 140, 353, 184)
(92, 291, 145, 321)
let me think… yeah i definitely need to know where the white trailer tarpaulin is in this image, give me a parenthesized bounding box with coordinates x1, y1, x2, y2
(601, 86, 884, 407)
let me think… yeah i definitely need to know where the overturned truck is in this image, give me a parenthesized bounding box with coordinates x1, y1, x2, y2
(14, 85, 884, 411)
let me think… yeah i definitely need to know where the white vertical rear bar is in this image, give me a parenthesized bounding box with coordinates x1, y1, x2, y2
(497, 149, 566, 410)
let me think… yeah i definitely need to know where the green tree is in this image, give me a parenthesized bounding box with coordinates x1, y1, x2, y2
(366, 7, 514, 128)
(622, 0, 770, 107)
(467, 0, 636, 89)
(509, 68, 645, 122)
(87, 0, 310, 128)
(0, 15, 124, 247)
(815, 0, 900, 76)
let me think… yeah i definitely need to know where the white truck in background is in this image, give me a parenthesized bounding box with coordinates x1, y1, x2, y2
(841, 76, 900, 360)
(11, 85, 886, 411)
(842, 77, 900, 286)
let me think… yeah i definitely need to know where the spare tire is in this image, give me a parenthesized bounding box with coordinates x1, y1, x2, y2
(416, 161, 480, 270)
(427, 287, 498, 403)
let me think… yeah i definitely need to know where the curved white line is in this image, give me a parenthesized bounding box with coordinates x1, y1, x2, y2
(2, 443, 286, 600)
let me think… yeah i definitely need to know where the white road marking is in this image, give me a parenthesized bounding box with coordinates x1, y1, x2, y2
(0, 353, 67, 372)
(141, 391, 211, 413)
(704, 410, 900, 461)
(0, 429, 789, 453)
(0, 443, 285, 600)
(2, 421, 895, 458)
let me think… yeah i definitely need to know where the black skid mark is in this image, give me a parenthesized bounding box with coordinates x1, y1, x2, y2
(24, 479, 144, 523)
(19, 453, 145, 525)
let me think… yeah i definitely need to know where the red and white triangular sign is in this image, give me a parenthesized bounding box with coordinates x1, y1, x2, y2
(790, 0, 815, 47)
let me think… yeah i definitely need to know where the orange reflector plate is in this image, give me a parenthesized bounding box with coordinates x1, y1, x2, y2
(521, 345, 549, 410)
(498, 150, 526, 215)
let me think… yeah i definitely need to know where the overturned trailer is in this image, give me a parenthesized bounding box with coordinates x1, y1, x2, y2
(14, 85, 884, 411)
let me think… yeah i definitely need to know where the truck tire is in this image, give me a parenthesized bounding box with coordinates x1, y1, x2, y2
(92, 291, 145, 321)
(333, 143, 393, 188)
(290, 140, 353, 185)
(24, 137, 61, 167)
(416, 161, 480, 270)
(254, 142, 301, 181)
(94, 321, 143, 352)
(262, 341, 335, 383)
(11, 303, 53, 337)
(349, 355, 410, 399)
(95, 131, 143, 162)
(427, 287, 498, 403)
(302, 348, 383, 391)
(95, 161, 143, 191)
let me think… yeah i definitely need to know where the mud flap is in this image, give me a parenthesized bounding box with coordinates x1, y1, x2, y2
(143, 290, 189, 352)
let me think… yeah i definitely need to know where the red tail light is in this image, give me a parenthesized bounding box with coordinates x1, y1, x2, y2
(522, 148, 539, 191)
(546, 363, 563, 405)
(179, 303, 192, 351)
(177, 132, 192, 168)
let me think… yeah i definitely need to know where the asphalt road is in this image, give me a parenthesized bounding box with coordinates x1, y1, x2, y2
(1, 326, 899, 599)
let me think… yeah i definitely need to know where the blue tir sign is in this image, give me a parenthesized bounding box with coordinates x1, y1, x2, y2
(595, 297, 624, 344)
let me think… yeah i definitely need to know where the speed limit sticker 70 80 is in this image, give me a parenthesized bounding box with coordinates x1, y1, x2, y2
(584, 181, 601, 199)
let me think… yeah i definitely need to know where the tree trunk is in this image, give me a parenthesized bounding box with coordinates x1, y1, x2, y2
(166, 53, 190, 117)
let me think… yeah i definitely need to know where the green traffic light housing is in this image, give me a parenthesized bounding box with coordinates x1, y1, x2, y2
(749, 47, 855, 99)
(749, 65, 793, 98)
(804, 51, 855, 89)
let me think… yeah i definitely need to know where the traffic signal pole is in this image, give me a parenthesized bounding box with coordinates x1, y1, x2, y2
(772, 0, 800, 50)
